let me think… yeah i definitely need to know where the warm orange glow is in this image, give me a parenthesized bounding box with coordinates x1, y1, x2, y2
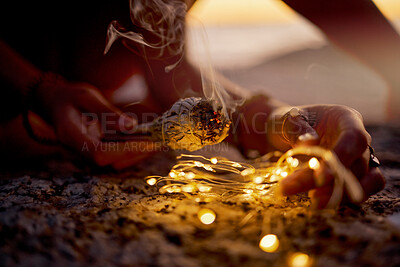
(308, 157, 320, 170)
(289, 252, 311, 267)
(259, 234, 279, 253)
(198, 209, 216, 224)
(188, 0, 297, 25)
(189, 0, 400, 26)
(146, 178, 157, 186)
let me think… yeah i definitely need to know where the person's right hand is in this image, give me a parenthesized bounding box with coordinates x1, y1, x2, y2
(267, 104, 385, 208)
(32, 74, 157, 170)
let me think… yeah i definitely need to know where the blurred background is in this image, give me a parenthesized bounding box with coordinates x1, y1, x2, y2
(186, 0, 400, 124)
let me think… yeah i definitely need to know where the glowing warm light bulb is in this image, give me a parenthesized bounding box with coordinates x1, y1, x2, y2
(291, 158, 299, 168)
(289, 252, 310, 267)
(198, 208, 216, 224)
(243, 189, 253, 194)
(254, 176, 264, 184)
(194, 161, 203, 167)
(185, 172, 195, 179)
(308, 157, 320, 170)
(146, 178, 157, 186)
(281, 171, 288, 177)
(210, 157, 218, 164)
(169, 171, 177, 178)
(259, 234, 279, 253)
(198, 185, 212, 192)
(270, 175, 278, 182)
(241, 168, 255, 176)
(182, 184, 196, 193)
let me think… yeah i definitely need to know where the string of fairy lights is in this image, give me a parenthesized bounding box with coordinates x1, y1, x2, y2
(144, 146, 363, 266)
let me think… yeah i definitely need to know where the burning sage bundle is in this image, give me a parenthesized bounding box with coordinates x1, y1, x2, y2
(123, 97, 231, 151)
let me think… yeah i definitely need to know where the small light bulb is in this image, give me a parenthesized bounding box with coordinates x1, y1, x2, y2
(289, 252, 310, 267)
(254, 176, 264, 184)
(194, 161, 203, 167)
(308, 157, 320, 170)
(185, 172, 195, 179)
(198, 209, 216, 224)
(198, 185, 212, 192)
(270, 175, 278, 182)
(146, 178, 157, 186)
(232, 163, 242, 168)
(259, 234, 279, 253)
(243, 189, 253, 194)
(291, 158, 299, 168)
(241, 168, 255, 176)
(281, 171, 288, 177)
(169, 171, 177, 178)
(182, 184, 195, 193)
(210, 157, 218, 164)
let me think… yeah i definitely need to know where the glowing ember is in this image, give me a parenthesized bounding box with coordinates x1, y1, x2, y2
(259, 234, 279, 253)
(289, 252, 311, 267)
(198, 209, 216, 224)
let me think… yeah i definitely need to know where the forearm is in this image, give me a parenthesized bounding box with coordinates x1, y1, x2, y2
(0, 40, 42, 97)
(227, 94, 287, 157)
(282, 0, 400, 83)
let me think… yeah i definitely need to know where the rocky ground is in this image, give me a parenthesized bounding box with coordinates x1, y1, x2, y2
(0, 125, 399, 267)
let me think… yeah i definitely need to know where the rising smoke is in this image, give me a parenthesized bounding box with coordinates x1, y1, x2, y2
(105, 0, 244, 116)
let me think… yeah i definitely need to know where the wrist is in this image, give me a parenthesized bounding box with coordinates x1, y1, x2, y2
(230, 94, 280, 157)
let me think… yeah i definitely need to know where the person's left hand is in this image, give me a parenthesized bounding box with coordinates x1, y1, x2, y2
(267, 104, 385, 209)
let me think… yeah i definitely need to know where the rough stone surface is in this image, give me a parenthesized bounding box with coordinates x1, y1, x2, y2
(0, 126, 399, 267)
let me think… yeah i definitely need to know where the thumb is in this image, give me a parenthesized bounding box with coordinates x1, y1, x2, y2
(280, 107, 319, 147)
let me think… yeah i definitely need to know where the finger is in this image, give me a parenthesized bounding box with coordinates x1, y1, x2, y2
(54, 107, 147, 167)
(279, 168, 315, 196)
(359, 167, 386, 200)
(313, 161, 335, 188)
(333, 128, 369, 168)
(281, 108, 320, 147)
(55, 107, 102, 160)
(76, 86, 137, 132)
(348, 150, 369, 180)
(308, 186, 334, 209)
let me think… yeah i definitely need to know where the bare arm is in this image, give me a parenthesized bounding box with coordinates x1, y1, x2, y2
(282, 0, 400, 119)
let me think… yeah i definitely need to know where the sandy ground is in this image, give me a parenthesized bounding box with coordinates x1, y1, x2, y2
(0, 124, 399, 267)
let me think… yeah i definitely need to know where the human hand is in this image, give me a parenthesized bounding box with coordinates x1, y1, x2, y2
(268, 104, 385, 209)
(31, 73, 157, 170)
